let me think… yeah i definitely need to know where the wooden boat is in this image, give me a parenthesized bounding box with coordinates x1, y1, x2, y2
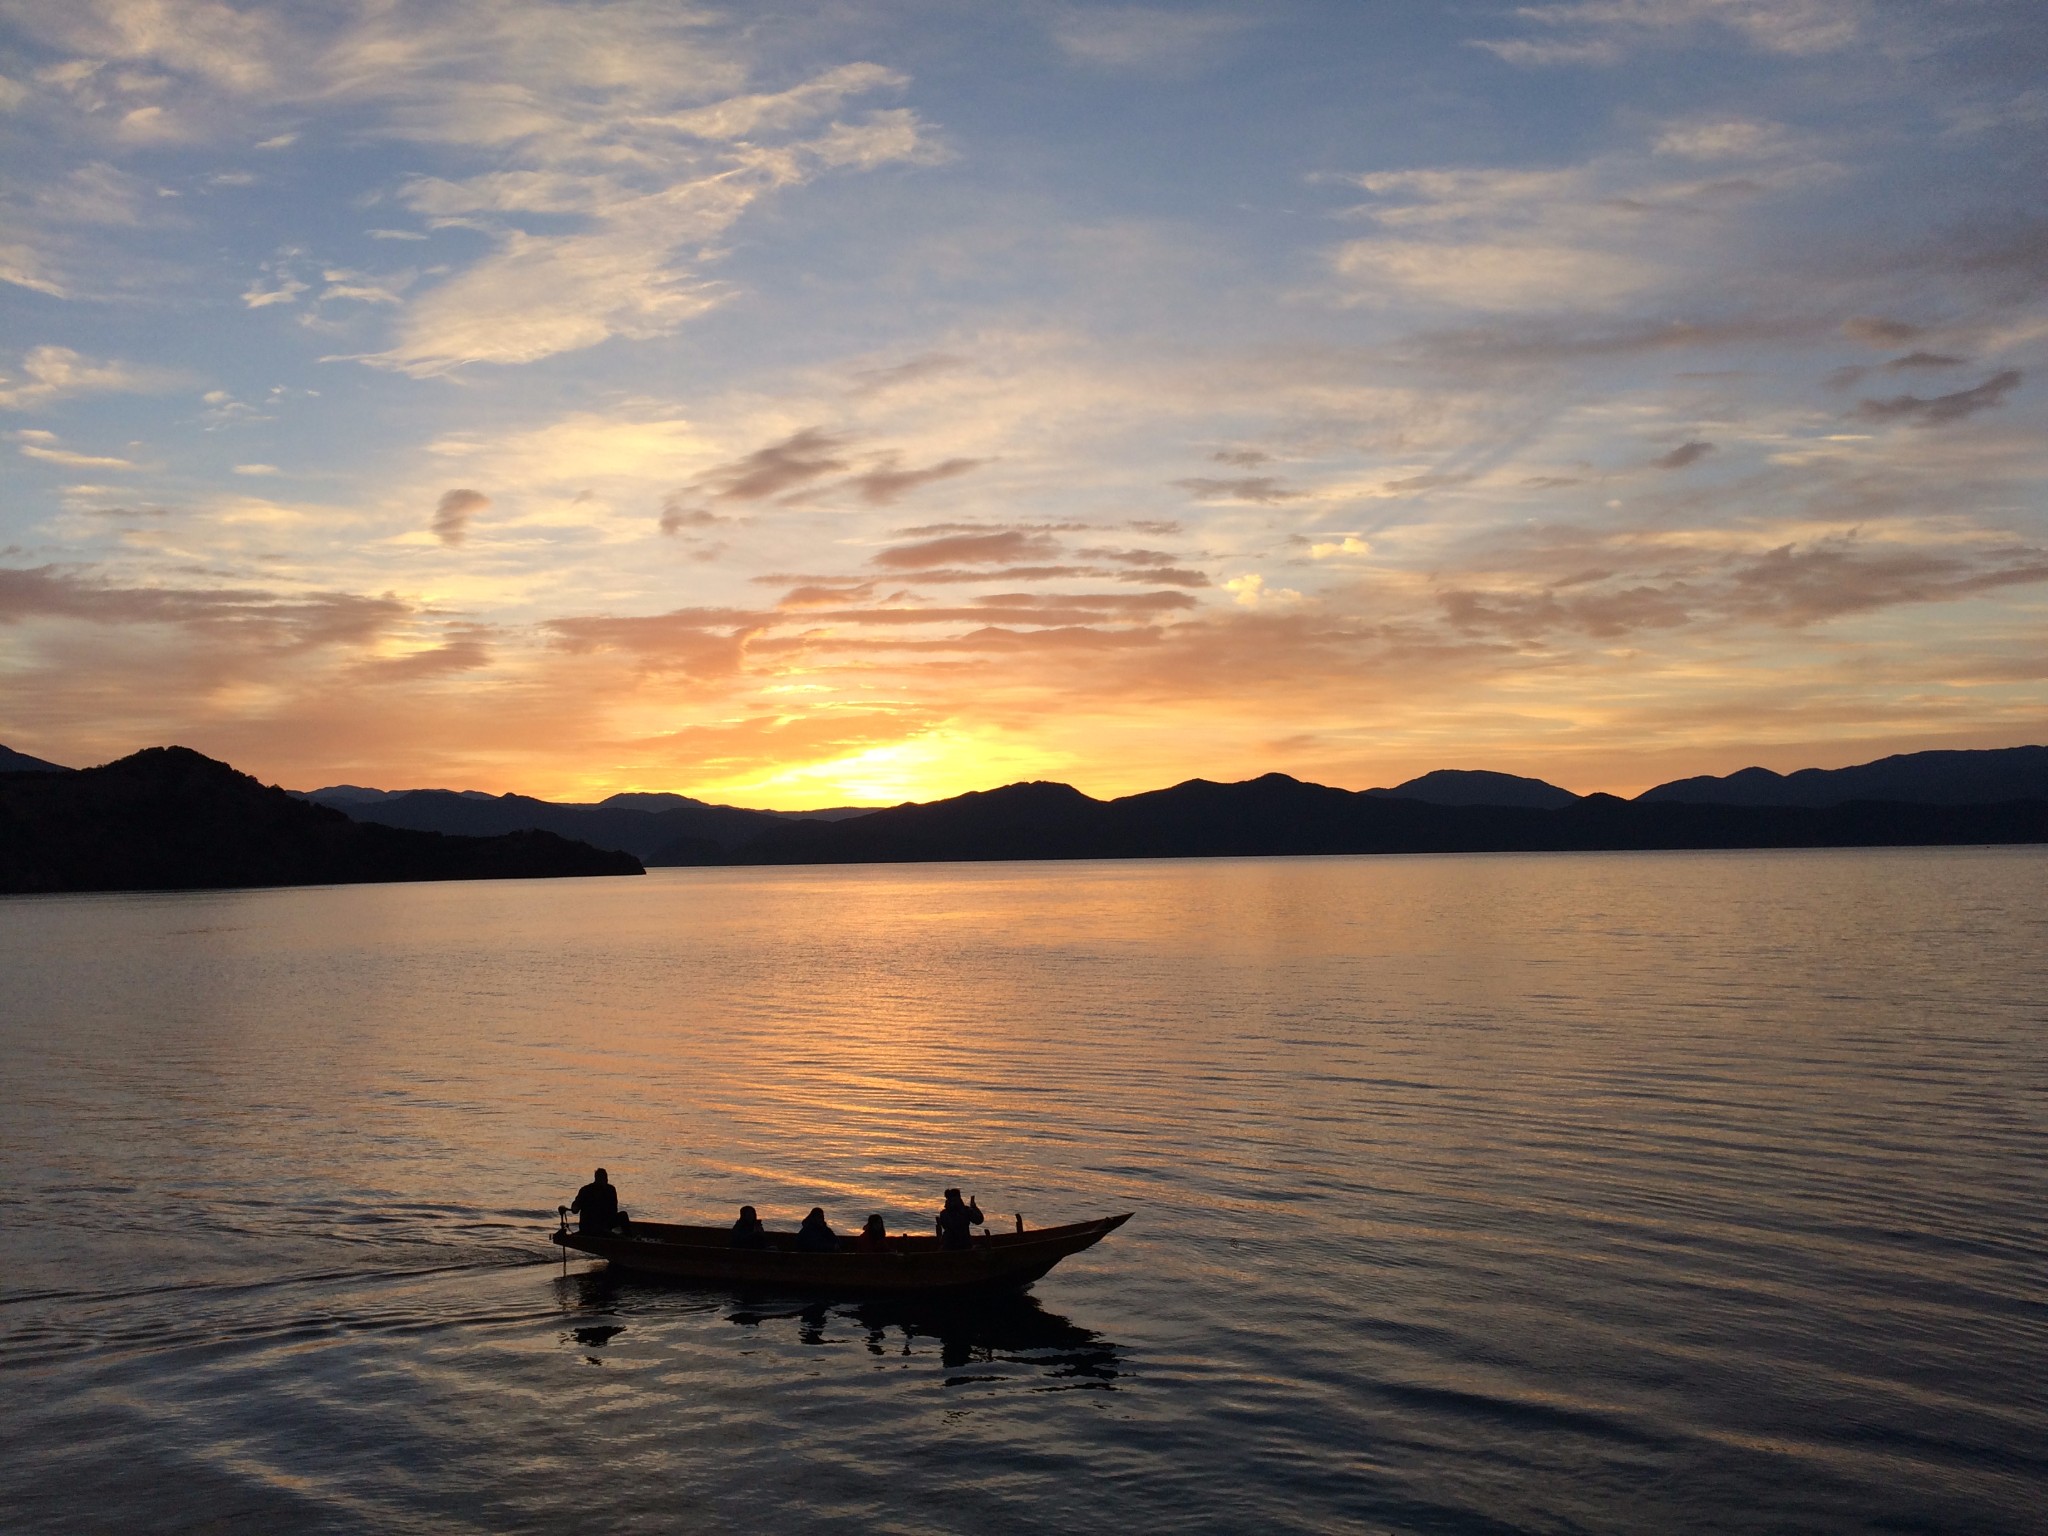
(550, 1212, 1133, 1294)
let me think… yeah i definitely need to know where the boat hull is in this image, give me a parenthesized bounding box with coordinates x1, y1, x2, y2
(550, 1213, 1132, 1294)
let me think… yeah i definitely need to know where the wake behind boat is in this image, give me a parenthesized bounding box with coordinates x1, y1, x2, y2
(550, 1212, 1134, 1294)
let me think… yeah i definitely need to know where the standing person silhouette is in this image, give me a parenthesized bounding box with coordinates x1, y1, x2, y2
(934, 1188, 984, 1250)
(568, 1168, 628, 1234)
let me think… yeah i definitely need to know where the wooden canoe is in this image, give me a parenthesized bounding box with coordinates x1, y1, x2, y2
(549, 1212, 1133, 1294)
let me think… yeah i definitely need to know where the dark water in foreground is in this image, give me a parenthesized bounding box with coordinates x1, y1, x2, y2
(2, 849, 2045, 1533)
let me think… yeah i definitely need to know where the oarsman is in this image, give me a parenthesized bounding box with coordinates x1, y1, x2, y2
(567, 1168, 629, 1234)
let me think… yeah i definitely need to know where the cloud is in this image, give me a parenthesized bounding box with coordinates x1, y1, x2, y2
(1436, 526, 2048, 641)
(1843, 316, 1923, 344)
(1076, 545, 1182, 567)
(433, 487, 490, 544)
(1472, 37, 1624, 66)
(1049, 8, 1254, 71)
(14, 429, 136, 469)
(774, 580, 877, 609)
(241, 250, 308, 308)
(544, 607, 765, 678)
(232, 463, 279, 475)
(645, 62, 906, 140)
(1473, 0, 1865, 67)
(0, 241, 68, 297)
(344, 61, 937, 374)
(843, 455, 986, 505)
(360, 226, 728, 374)
(6, 0, 282, 93)
(1327, 157, 1789, 311)
(0, 345, 171, 409)
(0, 11, 940, 375)
(1210, 448, 1270, 467)
(781, 591, 1199, 628)
(1834, 351, 1968, 389)
(1383, 472, 1471, 494)
(1222, 573, 1303, 608)
(658, 496, 724, 535)
(1173, 475, 1304, 503)
(1654, 118, 1784, 160)
(317, 268, 408, 306)
(1652, 440, 1716, 469)
(354, 637, 492, 682)
(1852, 369, 2022, 427)
(704, 427, 848, 501)
(1412, 314, 1825, 363)
(847, 352, 967, 395)
(0, 564, 405, 649)
(873, 530, 1060, 569)
(1308, 536, 1373, 559)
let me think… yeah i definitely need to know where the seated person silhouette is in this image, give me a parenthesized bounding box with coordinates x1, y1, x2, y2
(568, 1168, 629, 1234)
(934, 1188, 984, 1250)
(730, 1205, 768, 1249)
(857, 1214, 889, 1251)
(795, 1207, 839, 1253)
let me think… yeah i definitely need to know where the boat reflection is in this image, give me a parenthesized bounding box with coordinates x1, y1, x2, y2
(554, 1267, 1120, 1386)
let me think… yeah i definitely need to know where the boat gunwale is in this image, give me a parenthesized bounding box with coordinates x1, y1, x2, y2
(547, 1212, 1132, 1294)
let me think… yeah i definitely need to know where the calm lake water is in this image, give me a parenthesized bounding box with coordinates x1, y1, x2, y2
(2, 849, 2045, 1533)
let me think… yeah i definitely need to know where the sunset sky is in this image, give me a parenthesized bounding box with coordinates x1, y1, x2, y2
(3, 0, 2044, 806)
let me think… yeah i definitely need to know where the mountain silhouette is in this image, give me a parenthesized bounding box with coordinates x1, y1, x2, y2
(0, 743, 70, 774)
(1635, 746, 2048, 807)
(718, 769, 2048, 866)
(13, 741, 2040, 886)
(294, 784, 864, 862)
(0, 747, 642, 894)
(1365, 769, 1580, 808)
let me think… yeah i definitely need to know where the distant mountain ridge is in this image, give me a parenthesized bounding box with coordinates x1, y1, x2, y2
(285, 743, 2048, 864)
(705, 771, 2048, 867)
(1367, 769, 1580, 809)
(0, 747, 642, 894)
(6, 742, 2044, 880)
(295, 787, 810, 864)
(1634, 746, 2048, 808)
(0, 743, 70, 774)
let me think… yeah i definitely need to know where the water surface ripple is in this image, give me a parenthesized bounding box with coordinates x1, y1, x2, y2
(2, 849, 2044, 1532)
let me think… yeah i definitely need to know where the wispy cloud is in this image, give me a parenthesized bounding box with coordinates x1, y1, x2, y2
(1473, 0, 1866, 68)
(1174, 475, 1304, 503)
(14, 428, 136, 468)
(1048, 7, 1254, 72)
(1852, 370, 2022, 427)
(873, 530, 1059, 569)
(843, 454, 985, 505)
(0, 346, 173, 409)
(1652, 439, 1716, 469)
(702, 427, 849, 501)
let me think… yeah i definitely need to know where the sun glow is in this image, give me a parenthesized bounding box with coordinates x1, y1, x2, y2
(706, 726, 1073, 810)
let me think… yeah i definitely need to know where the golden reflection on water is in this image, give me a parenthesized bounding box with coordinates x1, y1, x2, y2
(3, 848, 2046, 1532)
